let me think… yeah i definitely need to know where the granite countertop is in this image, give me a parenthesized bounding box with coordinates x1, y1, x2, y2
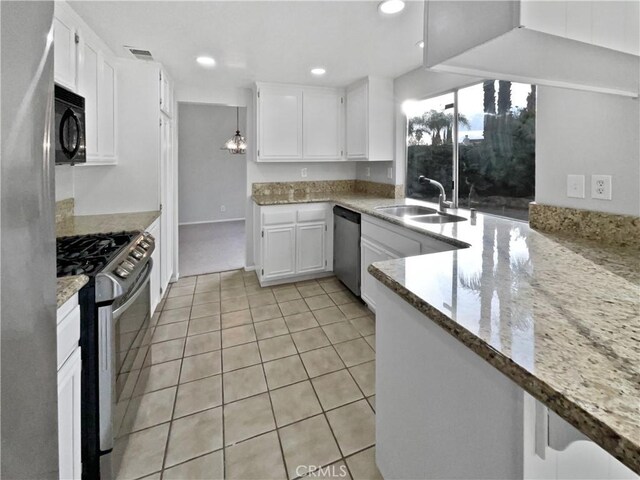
(56, 210, 160, 237)
(254, 192, 640, 472)
(57, 275, 89, 308)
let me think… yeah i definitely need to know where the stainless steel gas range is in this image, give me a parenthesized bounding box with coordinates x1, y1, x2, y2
(57, 230, 155, 479)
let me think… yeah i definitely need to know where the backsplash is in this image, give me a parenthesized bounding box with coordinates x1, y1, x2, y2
(354, 180, 404, 198)
(56, 198, 75, 224)
(529, 202, 640, 248)
(252, 180, 403, 198)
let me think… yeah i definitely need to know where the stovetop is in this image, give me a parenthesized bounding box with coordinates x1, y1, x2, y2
(56, 231, 138, 277)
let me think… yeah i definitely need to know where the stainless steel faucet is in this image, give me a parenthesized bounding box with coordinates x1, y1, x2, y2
(418, 176, 452, 211)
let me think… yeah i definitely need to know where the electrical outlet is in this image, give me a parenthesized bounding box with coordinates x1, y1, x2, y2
(566, 175, 585, 198)
(220, 205, 226, 212)
(301, 168, 308, 178)
(387, 167, 393, 179)
(591, 175, 612, 200)
(366, 167, 370, 177)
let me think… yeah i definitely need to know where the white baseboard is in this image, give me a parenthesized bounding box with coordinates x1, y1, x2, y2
(244, 265, 256, 272)
(179, 218, 245, 226)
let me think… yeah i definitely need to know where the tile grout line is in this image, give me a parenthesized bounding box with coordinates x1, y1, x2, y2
(289, 281, 354, 479)
(217, 278, 227, 480)
(251, 293, 292, 480)
(290, 310, 356, 480)
(157, 283, 188, 479)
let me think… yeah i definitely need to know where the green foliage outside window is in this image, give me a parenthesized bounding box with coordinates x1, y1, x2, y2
(407, 81, 536, 220)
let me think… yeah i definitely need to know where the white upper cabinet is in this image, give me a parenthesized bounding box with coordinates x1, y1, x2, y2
(423, 0, 640, 98)
(53, 9, 78, 92)
(258, 84, 304, 161)
(80, 42, 99, 157)
(55, 1, 118, 164)
(98, 57, 116, 160)
(159, 69, 173, 118)
(346, 82, 368, 158)
(303, 88, 343, 160)
(256, 83, 345, 162)
(346, 77, 394, 161)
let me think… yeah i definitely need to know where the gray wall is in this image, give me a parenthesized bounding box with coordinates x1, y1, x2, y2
(536, 86, 640, 216)
(178, 103, 247, 224)
(1, 1, 60, 477)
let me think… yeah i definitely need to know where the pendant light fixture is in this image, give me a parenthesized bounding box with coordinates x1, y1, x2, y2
(222, 107, 247, 154)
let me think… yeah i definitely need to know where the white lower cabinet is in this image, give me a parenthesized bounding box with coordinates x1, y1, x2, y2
(148, 218, 162, 314)
(58, 348, 81, 480)
(360, 237, 396, 309)
(360, 214, 458, 311)
(256, 203, 332, 285)
(296, 223, 326, 274)
(263, 225, 297, 280)
(57, 294, 81, 480)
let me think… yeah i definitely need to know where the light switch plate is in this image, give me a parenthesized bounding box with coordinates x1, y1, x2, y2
(366, 167, 370, 177)
(387, 167, 393, 179)
(591, 175, 612, 200)
(301, 168, 308, 178)
(566, 175, 585, 198)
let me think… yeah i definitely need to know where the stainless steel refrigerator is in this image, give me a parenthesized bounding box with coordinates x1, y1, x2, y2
(1, 1, 59, 478)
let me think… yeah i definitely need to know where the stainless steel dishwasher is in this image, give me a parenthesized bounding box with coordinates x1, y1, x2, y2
(333, 205, 361, 296)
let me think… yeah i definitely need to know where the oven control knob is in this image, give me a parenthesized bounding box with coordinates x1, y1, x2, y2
(130, 248, 144, 260)
(144, 232, 155, 242)
(138, 240, 151, 250)
(115, 266, 130, 279)
(122, 260, 136, 270)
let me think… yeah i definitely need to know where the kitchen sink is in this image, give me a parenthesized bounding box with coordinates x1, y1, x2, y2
(410, 213, 467, 224)
(375, 205, 438, 217)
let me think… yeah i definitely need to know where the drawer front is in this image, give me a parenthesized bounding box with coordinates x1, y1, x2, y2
(57, 305, 80, 370)
(297, 208, 327, 223)
(57, 294, 79, 324)
(263, 209, 296, 225)
(362, 220, 421, 257)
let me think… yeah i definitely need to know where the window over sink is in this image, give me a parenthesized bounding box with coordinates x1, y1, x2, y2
(405, 80, 536, 221)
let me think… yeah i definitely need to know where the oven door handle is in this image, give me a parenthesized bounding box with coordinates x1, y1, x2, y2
(112, 259, 153, 321)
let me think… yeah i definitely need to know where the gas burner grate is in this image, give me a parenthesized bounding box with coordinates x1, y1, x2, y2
(56, 231, 139, 278)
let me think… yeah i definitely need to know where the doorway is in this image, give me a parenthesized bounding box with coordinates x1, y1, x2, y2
(177, 103, 247, 276)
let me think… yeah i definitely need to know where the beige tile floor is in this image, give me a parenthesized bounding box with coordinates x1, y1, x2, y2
(113, 270, 383, 480)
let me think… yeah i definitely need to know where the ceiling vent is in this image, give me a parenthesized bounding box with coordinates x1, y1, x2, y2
(124, 46, 154, 61)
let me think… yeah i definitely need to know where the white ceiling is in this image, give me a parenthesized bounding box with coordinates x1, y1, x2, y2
(69, 1, 425, 94)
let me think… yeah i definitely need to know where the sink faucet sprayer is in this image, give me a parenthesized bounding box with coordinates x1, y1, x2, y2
(418, 176, 452, 211)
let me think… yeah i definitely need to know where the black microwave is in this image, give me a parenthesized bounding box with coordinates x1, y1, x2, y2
(55, 85, 86, 165)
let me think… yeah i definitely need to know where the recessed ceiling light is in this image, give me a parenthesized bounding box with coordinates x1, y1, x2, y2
(378, 0, 405, 15)
(311, 67, 326, 76)
(416, 40, 425, 48)
(196, 56, 216, 67)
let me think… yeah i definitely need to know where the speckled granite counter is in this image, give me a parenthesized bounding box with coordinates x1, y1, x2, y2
(57, 275, 89, 308)
(56, 210, 160, 237)
(367, 210, 639, 473)
(254, 193, 640, 472)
